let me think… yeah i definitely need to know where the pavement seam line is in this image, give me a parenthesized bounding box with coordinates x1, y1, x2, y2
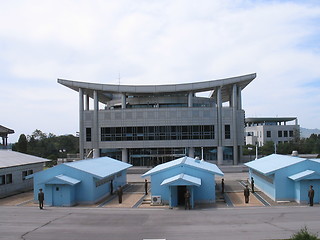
(21, 212, 72, 240)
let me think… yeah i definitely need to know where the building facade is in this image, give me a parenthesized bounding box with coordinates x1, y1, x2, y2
(0, 150, 49, 198)
(245, 117, 299, 147)
(58, 73, 256, 166)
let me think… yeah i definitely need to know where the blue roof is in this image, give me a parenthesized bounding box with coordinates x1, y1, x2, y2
(161, 173, 201, 186)
(64, 157, 132, 179)
(46, 174, 81, 185)
(244, 154, 306, 175)
(142, 156, 224, 177)
(288, 170, 320, 181)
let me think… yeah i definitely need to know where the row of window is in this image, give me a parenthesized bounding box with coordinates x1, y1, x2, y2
(22, 170, 33, 180)
(100, 125, 215, 141)
(86, 125, 232, 142)
(0, 174, 12, 185)
(267, 130, 294, 138)
(0, 169, 34, 185)
(247, 130, 294, 138)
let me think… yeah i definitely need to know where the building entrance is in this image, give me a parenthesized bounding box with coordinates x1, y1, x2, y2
(177, 185, 186, 206)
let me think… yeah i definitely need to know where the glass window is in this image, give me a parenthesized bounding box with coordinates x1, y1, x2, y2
(267, 131, 271, 138)
(0, 175, 5, 185)
(289, 130, 293, 137)
(284, 131, 288, 137)
(225, 125, 231, 139)
(22, 171, 28, 180)
(6, 174, 13, 184)
(278, 131, 282, 137)
(86, 128, 92, 142)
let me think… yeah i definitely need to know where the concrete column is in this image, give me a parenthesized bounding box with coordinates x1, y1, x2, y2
(237, 86, 242, 110)
(85, 94, 90, 110)
(232, 84, 238, 165)
(122, 148, 128, 163)
(79, 88, 84, 159)
(217, 87, 223, 165)
(93, 148, 100, 158)
(188, 92, 193, 107)
(189, 147, 195, 158)
(121, 93, 126, 109)
(93, 90, 99, 157)
(217, 146, 223, 165)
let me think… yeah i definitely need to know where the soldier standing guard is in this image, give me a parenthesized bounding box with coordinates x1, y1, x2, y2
(221, 178, 225, 194)
(117, 186, 123, 204)
(144, 179, 148, 195)
(308, 185, 314, 206)
(251, 177, 255, 193)
(110, 180, 113, 195)
(244, 185, 250, 204)
(38, 188, 44, 209)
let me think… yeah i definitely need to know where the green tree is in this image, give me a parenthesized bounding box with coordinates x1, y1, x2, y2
(260, 141, 275, 155)
(15, 134, 28, 153)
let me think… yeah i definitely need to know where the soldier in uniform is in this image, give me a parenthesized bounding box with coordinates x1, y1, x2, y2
(251, 177, 255, 193)
(38, 188, 44, 209)
(244, 185, 250, 204)
(308, 185, 314, 206)
(117, 186, 123, 204)
(110, 180, 113, 195)
(144, 179, 148, 195)
(221, 178, 225, 194)
(184, 189, 191, 210)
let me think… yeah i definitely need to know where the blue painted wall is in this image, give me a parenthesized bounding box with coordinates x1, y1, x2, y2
(248, 158, 320, 203)
(32, 164, 128, 206)
(149, 164, 217, 205)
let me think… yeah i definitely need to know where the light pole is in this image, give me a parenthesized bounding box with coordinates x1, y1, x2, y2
(255, 142, 258, 159)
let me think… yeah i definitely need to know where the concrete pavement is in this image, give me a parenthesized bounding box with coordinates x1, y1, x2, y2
(1, 205, 319, 240)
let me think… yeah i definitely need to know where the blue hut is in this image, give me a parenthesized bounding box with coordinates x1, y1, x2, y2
(30, 157, 132, 206)
(245, 154, 320, 203)
(142, 156, 223, 208)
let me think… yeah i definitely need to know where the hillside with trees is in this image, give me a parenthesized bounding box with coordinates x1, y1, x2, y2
(12, 129, 79, 165)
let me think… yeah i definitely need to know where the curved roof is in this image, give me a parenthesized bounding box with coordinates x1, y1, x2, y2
(58, 73, 256, 103)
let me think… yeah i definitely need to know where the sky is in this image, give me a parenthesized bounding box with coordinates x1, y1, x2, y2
(1, 0, 320, 143)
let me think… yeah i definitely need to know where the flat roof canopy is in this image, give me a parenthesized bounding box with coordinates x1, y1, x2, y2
(245, 117, 297, 123)
(58, 73, 256, 104)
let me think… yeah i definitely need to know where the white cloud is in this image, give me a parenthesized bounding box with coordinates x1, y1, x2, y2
(1, 0, 320, 142)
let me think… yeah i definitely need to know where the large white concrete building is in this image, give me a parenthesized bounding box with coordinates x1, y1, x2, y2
(58, 73, 256, 166)
(245, 117, 300, 147)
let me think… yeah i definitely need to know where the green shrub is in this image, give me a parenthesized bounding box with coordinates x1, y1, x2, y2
(290, 226, 318, 240)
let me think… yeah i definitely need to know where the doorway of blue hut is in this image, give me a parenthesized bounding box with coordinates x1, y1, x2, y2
(178, 185, 187, 206)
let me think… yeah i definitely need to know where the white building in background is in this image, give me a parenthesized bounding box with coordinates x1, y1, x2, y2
(0, 150, 49, 198)
(245, 117, 300, 147)
(58, 73, 256, 166)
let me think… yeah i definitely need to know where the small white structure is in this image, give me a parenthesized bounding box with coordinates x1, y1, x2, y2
(0, 150, 49, 198)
